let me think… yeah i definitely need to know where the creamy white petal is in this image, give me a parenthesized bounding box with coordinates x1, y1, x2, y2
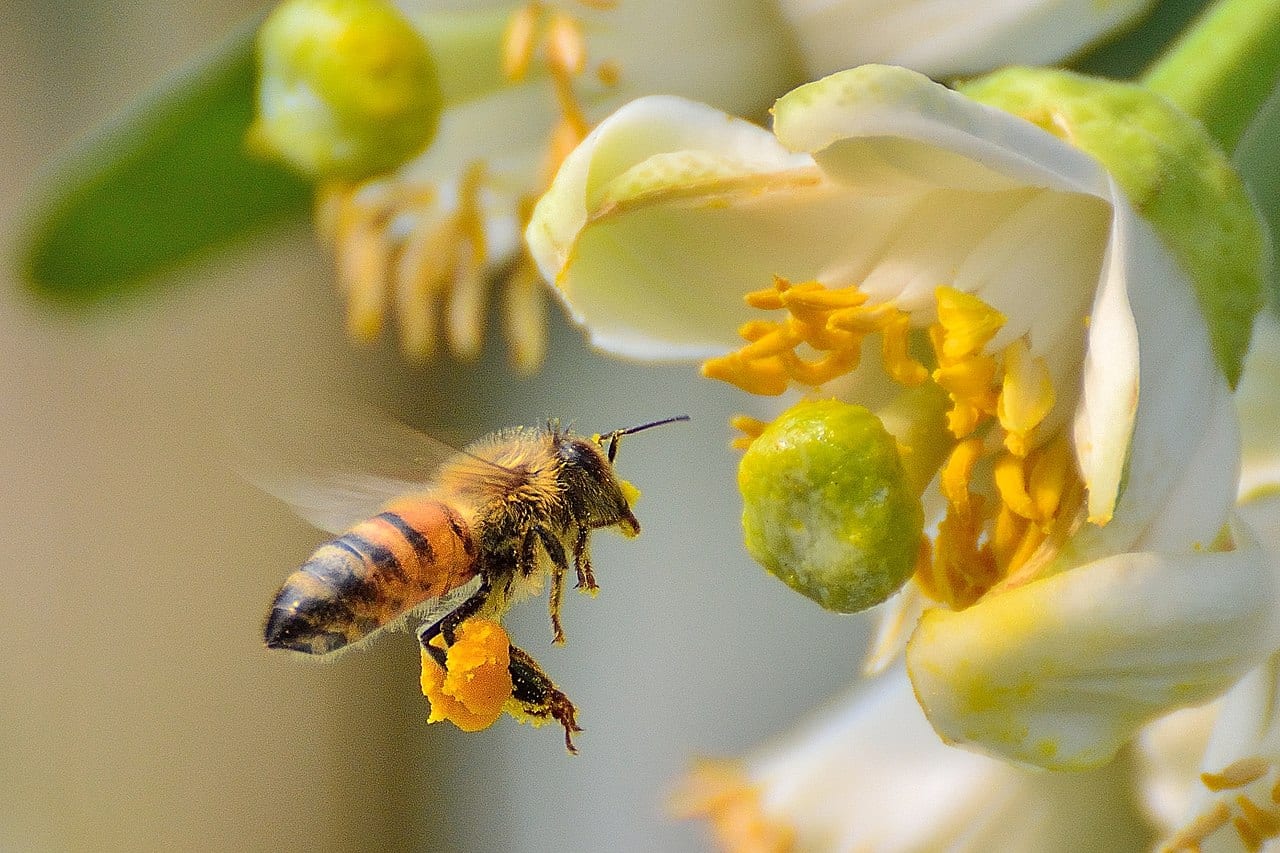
(779, 0, 1155, 79)
(743, 668, 1151, 851)
(907, 514, 1280, 771)
(1237, 313, 1280, 501)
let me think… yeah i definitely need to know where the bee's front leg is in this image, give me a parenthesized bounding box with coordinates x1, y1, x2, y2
(572, 525, 597, 592)
(509, 644, 582, 754)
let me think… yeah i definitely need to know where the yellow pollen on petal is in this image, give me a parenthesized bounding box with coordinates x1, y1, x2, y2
(998, 338, 1056, 457)
(672, 761, 796, 853)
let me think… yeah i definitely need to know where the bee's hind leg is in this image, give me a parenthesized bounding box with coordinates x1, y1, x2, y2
(419, 576, 492, 649)
(508, 644, 582, 754)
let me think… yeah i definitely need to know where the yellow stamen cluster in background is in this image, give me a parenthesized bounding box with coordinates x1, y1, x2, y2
(703, 277, 928, 396)
(318, 161, 513, 364)
(314, 1, 624, 374)
(421, 618, 514, 732)
(671, 761, 796, 853)
(715, 278, 1084, 612)
(502, 1, 619, 177)
(1160, 758, 1280, 852)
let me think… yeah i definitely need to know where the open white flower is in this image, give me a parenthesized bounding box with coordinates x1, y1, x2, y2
(676, 667, 1155, 851)
(263, 0, 1158, 370)
(528, 64, 1275, 769)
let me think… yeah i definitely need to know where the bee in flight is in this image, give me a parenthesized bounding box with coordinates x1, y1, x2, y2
(262, 414, 688, 751)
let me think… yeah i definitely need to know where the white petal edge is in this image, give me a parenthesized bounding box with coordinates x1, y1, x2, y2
(906, 513, 1280, 771)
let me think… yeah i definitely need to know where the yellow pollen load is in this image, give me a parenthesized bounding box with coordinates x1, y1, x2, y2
(715, 279, 1084, 611)
(420, 619, 515, 732)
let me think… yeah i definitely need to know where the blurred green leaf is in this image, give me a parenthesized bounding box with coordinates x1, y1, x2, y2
(1072, 0, 1212, 78)
(18, 20, 312, 304)
(1235, 85, 1280, 310)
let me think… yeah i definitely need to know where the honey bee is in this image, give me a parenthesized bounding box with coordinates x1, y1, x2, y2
(262, 415, 688, 751)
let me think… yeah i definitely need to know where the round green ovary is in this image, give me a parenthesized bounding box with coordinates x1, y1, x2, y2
(739, 399, 923, 613)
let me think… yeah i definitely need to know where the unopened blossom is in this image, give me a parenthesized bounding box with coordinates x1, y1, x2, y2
(527, 64, 1272, 769)
(254, 0, 1157, 371)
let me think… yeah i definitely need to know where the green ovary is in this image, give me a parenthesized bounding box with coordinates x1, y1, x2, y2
(739, 399, 924, 613)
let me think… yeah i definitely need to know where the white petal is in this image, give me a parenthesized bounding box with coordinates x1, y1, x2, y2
(778, 0, 1155, 79)
(745, 668, 1151, 851)
(772, 66, 1109, 198)
(1237, 313, 1280, 500)
(906, 514, 1280, 770)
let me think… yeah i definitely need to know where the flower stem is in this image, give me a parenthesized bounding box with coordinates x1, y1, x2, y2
(1142, 0, 1280, 152)
(415, 9, 519, 108)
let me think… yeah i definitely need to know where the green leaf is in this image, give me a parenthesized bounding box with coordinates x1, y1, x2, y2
(17, 20, 312, 304)
(1071, 0, 1213, 78)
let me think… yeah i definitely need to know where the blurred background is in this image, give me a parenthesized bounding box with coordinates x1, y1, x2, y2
(0, 2, 872, 849)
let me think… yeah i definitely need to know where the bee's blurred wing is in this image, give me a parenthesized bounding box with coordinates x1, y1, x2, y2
(412, 576, 486, 642)
(230, 401, 465, 535)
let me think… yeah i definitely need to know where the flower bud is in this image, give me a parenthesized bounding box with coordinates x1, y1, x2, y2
(739, 399, 923, 613)
(253, 0, 442, 179)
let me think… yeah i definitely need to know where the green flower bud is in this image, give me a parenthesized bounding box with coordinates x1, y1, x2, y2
(252, 0, 443, 180)
(739, 400, 924, 613)
(959, 67, 1266, 388)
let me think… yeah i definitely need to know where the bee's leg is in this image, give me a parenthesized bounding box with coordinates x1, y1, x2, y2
(423, 575, 492, 647)
(536, 528, 571, 644)
(517, 530, 538, 578)
(572, 525, 597, 592)
(508, 644, 582, 754)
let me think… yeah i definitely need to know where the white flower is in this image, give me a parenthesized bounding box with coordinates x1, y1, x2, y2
(281, 0, 1156, 369)
(676, 667, 1155, 851)
(527, 64, 1276, 769)
(778, 0, 1156, 79)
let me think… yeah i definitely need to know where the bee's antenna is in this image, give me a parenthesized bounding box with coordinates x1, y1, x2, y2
(604, 415, 690, 463)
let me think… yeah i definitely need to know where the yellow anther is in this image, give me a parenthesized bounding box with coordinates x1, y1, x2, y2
(737, 327, 801, 361)
(998, 338, 1056, 457)
(596, 59, 621, 87)
(781, 348, 860, 387)
(1235, 815, 1265, 852)
(503, 3, 540, 81)
(546, 12, 588, 77)
(744, 277, 790, 310)
(1204, 758, 1273, 791)
(1028, 436, 1073, 522)
(931, 496, 999, 609)
(994, 452, 1039, 521)
(992, 505, 1026, 571)
(672, 761, 796, 853)
(789, 316, 857, 353)
(1006, 518, 1046, 574)
(1272, 775, 1280, 804)
(701, 354, 790, 396)
(1160, 801, 1232, 853)
(881, 312, 929, 387)
(1237, 795, 1280, 837)
(730, 414, 770, 451)
(737, 320, 780, 342)
(941, 437, 983, 514)
(934, 285, 1007, 361)
(779, 283, 868, 311)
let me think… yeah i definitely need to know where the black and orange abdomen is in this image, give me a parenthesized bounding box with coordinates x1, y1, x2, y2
(264, 498, 478, 655)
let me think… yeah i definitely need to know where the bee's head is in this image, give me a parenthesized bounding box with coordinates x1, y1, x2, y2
(554, 416, 689, 536)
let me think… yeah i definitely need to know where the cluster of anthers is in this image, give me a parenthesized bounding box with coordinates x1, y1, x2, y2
(708, 276, 1086, 610)
(1162, 758, 1280, 852)
(320, 0, 618, 372)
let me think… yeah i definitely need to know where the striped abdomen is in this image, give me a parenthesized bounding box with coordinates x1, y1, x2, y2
(264, 498, 477, 655)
